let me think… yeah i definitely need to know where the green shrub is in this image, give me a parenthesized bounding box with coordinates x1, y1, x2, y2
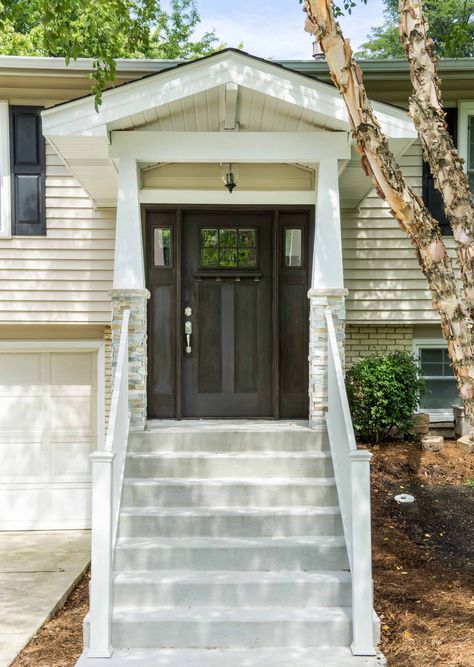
(346, 351, 426, 444)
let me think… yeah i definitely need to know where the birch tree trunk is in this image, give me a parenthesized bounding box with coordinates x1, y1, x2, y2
(303, 0, 474, 431)
(399, 0, 474, 315)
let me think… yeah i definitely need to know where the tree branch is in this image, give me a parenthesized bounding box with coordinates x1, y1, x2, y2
(303, 0, 474, 425)
(399, 0, 474, 314)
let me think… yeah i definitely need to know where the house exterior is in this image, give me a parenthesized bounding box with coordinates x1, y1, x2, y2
(0, 49, 472, 664)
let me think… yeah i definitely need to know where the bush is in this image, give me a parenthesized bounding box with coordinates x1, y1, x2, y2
(346, 351, 426, 444)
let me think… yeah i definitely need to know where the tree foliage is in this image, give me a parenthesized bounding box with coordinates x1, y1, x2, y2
(358, 0, 474, 58)
(0, 0, 218, 107)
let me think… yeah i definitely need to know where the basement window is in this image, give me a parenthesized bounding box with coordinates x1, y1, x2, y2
(415, 341, 459, 411)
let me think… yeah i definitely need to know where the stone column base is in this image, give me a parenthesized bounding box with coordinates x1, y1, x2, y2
(110, 288, 150, 431)
(308, 288, 348, 430)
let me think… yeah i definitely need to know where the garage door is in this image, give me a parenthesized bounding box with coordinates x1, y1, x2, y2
(0, 348, 97, 530)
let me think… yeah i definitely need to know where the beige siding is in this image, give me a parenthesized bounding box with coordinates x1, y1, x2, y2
(0, 145, 115, 324)
(343, 142, 455, 323)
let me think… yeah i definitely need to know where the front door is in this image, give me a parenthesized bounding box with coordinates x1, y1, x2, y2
(181, 210, 273, 417)
(146, 207, 312, 420)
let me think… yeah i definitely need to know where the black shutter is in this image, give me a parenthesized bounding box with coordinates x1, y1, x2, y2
(422, 107, 458, 236)
(10, 106, 46, 236)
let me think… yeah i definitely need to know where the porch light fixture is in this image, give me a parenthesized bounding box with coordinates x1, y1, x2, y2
(222, 163, 237, 193)
(312, 40, 325, 60)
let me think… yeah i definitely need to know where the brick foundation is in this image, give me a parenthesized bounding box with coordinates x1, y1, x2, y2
(345, 324, 414, 367)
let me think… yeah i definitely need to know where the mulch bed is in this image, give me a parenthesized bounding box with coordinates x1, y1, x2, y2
(11, 440, 474, 667)
(371, 440, 474, 666)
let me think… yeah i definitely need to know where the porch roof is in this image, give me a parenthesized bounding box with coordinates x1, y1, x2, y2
(41, 49, 417, 208)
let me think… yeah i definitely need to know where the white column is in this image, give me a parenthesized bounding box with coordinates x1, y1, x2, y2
(312, 159, 344, 290)
(113, 157, 145, 289)
(350, 449, 376, 656)
(88, 451, 114, 657)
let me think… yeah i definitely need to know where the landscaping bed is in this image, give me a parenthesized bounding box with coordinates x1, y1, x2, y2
(11, 440, 474, 667)
(371, 440, 474, 666)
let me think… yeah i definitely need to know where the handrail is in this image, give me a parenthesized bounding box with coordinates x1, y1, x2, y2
(88, 309, 131, 658)
(325, 308, 376, 657)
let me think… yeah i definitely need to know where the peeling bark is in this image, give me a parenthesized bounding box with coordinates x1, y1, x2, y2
(303, 0, 474, 431)
(399, 0, 474, 316)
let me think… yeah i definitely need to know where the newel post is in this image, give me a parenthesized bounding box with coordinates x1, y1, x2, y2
(350, 449, 376, 656)
(88, 451, 114, 657)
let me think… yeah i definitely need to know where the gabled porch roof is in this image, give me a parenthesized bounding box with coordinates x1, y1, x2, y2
(41, 49, 417, 208)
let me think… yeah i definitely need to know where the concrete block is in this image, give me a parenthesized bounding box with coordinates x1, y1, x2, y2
(421, 436, 444, 452)
(457, 435, 474, 453)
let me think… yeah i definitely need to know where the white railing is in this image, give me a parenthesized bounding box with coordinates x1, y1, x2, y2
(325, 308, 376, 657)
(88, 309, 131, 658)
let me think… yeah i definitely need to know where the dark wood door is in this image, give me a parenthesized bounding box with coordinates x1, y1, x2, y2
(181, 210, 273, 417)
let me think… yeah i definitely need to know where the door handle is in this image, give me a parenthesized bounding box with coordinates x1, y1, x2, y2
(185, 320, 192, 354)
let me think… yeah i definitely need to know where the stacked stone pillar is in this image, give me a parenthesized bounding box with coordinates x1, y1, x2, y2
(308, 288, 348, 429)
(110, 288, 150, 431)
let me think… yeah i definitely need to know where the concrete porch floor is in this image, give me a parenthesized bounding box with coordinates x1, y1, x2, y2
(0, 530, 90, 667)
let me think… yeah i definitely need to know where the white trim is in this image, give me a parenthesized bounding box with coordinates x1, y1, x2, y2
(109, 131, 352, 163)
(0, 101, 11, 238)
(42, 51, 416, 140)
(0, 339, 105, 450)
(458, 100, 474, 175)
(140, 189, 316, 205)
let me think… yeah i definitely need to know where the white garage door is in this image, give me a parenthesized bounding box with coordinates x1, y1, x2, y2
(0, 348, 98, 530)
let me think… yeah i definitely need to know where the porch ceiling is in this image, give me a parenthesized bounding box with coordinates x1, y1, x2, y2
(41, 49, 417, 208)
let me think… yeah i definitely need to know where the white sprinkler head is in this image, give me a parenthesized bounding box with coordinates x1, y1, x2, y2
(394, 493, 415, 504)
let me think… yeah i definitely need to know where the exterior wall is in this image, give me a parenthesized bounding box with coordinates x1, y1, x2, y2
(346, 324, 414, 367)
(343, 141, 456, 324)
(0, 143, 115, 324)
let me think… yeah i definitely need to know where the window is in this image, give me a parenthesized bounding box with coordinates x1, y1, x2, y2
(10, 106, 46, 236)
(458, 101, 474, 205)
(0, 101, 11, 237)
(284, 228, 303, 267)
(153, 227, 172, 267)
(415, 341, 459, 410)
(467, 115, 474, 195)
(200, 227, 257, 269)
(422, 107, 458, 236)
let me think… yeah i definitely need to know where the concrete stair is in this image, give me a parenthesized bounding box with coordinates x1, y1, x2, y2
(79, 421, 381, 666)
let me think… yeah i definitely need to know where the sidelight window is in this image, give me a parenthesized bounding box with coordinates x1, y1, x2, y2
(284, 227, 303, 267)
(153, 226, 172, 267)
(200, 227, 257, 268)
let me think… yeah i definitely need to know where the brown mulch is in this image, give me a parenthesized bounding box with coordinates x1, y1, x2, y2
(9, 441, 474, 667)
(11, 569, 89, 667)
(371, 440, 474, 666)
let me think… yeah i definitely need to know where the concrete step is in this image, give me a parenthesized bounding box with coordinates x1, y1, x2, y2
(108, 606, 356, 648)
(122, 478, 338, 508)
(114, 536, 349, 571)
(118, 506, 343, 538)
(112, 570, 352, 608)
(125, 452, 333, 478)
(77, 646, 384, 666)
(129, 429, 328, 453)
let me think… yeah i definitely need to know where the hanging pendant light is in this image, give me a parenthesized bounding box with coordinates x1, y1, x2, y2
(221, 163, 237, 193)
